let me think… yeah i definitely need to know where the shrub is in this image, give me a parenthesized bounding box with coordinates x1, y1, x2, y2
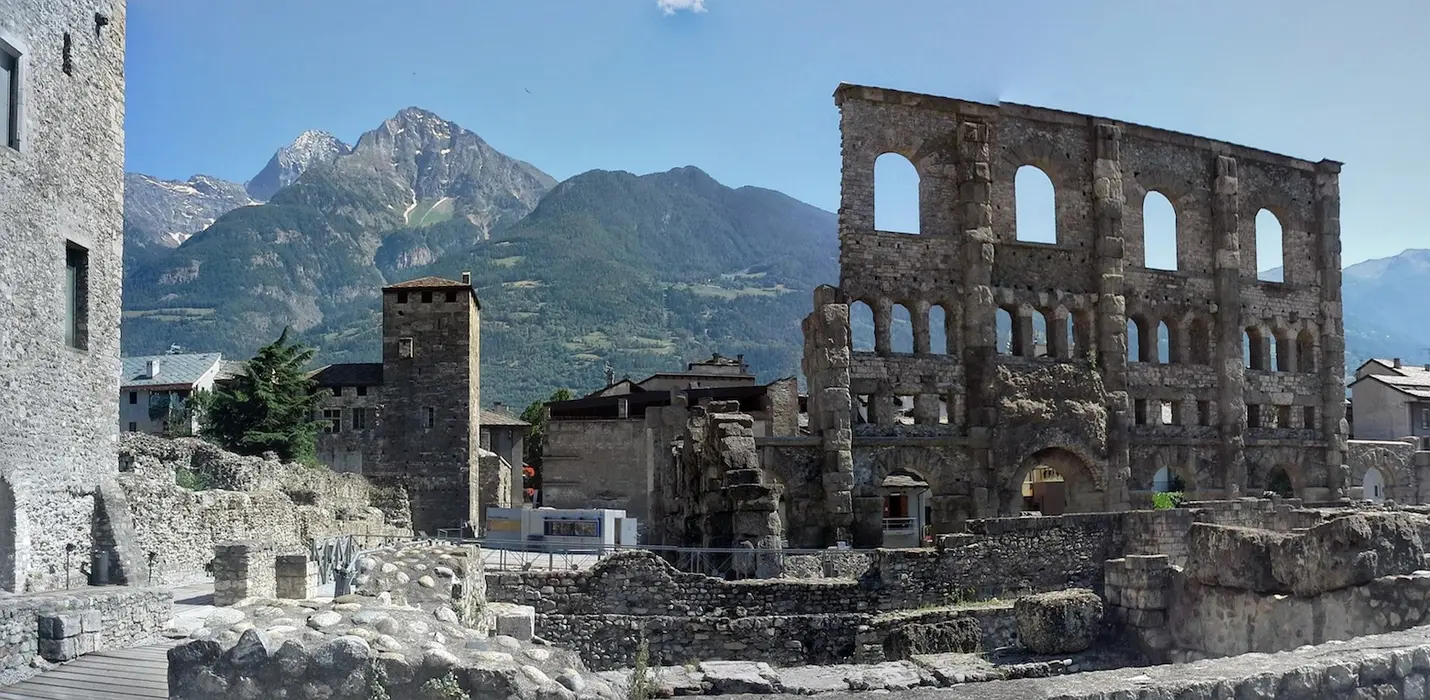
(1152, 491, 1185, 510)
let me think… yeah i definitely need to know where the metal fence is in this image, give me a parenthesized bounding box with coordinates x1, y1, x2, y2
(464, 539, 873, 579)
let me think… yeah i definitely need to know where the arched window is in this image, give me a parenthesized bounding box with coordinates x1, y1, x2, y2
(1153, 466, 1186, 493)
(1032, 309, 1049, 357)
(1127, 318, 1142, 363)
(1267, 467, 1294, 498)
(850, 301, 875, 352)
(1155, 320, 1170, 364)
(1255, 209, 1284, 282)
(1143, 191, 1178, 271)
(1244, 327, 1267, 370)
(929, 305, 950, 355)
(1014, 166, 1057, 243)
(874, 153, 920, 234)
(996, 307, 1014, 354)
(891, 304, 914, 353)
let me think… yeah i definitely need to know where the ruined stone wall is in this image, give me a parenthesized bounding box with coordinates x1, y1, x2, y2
(375, 282, 480, 534)
(1349, 438, 1421, 502)
(0, 0, 127, 593)
(476, 449, 513, 532)
(117, 435, 411, 586)
(801, 84, 1347, 538)
(0, 586, 171, 686)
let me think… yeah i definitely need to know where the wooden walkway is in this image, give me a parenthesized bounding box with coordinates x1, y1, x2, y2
(0, 641, 176, 699)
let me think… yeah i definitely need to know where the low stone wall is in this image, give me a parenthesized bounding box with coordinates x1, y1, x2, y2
(0, 586, 172, 685)
(117, 435, 412, 586)
(212, 541, 277, 606)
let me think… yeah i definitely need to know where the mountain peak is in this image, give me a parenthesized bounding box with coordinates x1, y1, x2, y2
(246, 130, 352, 201)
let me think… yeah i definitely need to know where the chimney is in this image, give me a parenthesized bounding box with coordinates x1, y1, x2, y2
(1394, 358, 1403, 369)
(461, 271, 471, 285)
(146, 359, 160, 378)
(492, 401, 505, 414)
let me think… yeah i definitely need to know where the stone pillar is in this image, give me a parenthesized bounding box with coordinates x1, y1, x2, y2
(802, 285, 855, 545)
(1316, 161, 1348, 500)
(1093, 122, 1131, 511)
(1104, 555, 1172, 663)
(212, 541, 276, 607)
(957, 120, 998, 517)
(275, 554, 318, 600)
(911, 300, 931, 354)
(1212, 155, 1247, 497)
(874, 298, 892, 356)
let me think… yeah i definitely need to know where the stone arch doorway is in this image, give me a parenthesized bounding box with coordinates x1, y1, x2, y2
(1008, 448, 1102, 516)
(1362, 467, 1388, 503)
(1266, 466, 1295, 499)
(880, 469, 931, 548)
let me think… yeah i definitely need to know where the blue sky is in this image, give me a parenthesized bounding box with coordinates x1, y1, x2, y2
(125, 0, 1427, 267)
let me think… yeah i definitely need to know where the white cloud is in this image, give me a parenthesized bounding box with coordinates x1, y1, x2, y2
(658, 0, 706, 15)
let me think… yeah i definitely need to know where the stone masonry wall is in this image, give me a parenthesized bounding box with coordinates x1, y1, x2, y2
(212, 541, 276, 606)
(0, 586, 171, 686)
(118, 435, 411, 586)
(0, 0, 127, 593)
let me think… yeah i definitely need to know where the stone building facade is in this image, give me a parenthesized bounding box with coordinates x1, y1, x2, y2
(0, 0, 127, 592)
(541, 355, 801, 524)
(779, 83, 1348, 548)
(310, 274, 497, 535)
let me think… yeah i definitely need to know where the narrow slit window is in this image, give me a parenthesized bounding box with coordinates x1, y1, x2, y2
(65, 243, 89, 350)
(1, 46, 16, 150)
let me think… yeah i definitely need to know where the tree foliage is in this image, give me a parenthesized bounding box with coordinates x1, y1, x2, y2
(520, 388, 573, 500)
(194, 327, 326, 463)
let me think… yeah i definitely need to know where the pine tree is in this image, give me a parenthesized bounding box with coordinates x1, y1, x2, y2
(194, 328, 326, 463)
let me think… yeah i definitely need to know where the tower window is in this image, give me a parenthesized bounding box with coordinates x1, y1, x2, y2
(65, 243, 89, 350)
(424, 407, 435, 429)
(1, 40, 18, 150)
(445, 291, 457, 303)
(398, 337, 414, 358)
(396, 292, 408, 304)
(421, 291, 432, 303)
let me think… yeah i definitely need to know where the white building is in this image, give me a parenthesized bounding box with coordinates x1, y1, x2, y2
(485, 506, 638, 549)
(120, 352, 223, 436)
(1348, 358, 1430, 446)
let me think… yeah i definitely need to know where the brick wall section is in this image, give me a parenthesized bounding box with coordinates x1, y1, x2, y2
(542, 419, 646, 516)
(0, 586, 170, 685)
(212, 541, 276, 606)
(1104, 555, 1173, 662)
(0, 0, 127, 593)
(274, 554, 317, 600)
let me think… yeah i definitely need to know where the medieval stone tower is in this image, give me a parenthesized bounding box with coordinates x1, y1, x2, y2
(376, 274, 482, 535)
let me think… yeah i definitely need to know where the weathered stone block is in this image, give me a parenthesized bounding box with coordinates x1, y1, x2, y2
(1186, 523, 1290, 593)
(39, 612, 83, 640)
(1014, 588, 1104, 655)
(38, 637, 78, 662)
(1272, 513, 1426, 597)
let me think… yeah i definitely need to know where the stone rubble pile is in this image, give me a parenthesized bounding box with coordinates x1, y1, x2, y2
(166, 591, 609, 698)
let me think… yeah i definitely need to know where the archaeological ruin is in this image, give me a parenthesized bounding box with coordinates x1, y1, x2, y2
(652, 82, 1350, 551)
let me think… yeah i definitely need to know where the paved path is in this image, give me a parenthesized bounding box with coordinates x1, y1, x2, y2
(0, 581, 256, 700)
(0, 641, 177, 699)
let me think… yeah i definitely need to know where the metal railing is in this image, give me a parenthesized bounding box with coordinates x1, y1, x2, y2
(466, 538, 875, 579)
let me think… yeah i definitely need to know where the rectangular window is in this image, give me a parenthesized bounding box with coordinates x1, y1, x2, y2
(1197, 401, 1212, 427)
(127, 422, 136, 432)
(356, 386, 367, 397)
(1247, 404, 1261, 428)
(128, 391, 137, 405)
(421, 291, 432, 303)
(65, 243, 89, 350)
(1, 47, 16, 150)
(1422, 408, 1430, 430)
(332, 386, 342, 397)
(399, 337, 414, 359)
(1304, 406, 1317, 430)
(543, 519, 599, 538)
(424, 406, 435, 429)
(445, 291, 457, 303)
(322, 408, 342, 434)
(396, 291, 408, 304)
(352, 407, 367, 430)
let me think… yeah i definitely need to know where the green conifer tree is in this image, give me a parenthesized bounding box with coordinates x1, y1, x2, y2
(194, 328, 325, 463)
